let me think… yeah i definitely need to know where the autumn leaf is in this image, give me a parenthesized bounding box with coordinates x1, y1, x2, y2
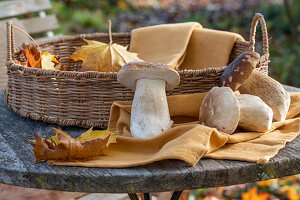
(20, 43, 41, 68)
(258, 179, 278, 187)
(41, 52, 61, 70)
(70, 20, 142, 72)
(76, 127, 117, 147)
(31, 128, 117, 162)
(19, 43, 62, 70)
(278, 185, 299, 200)
(241, 187, 269, 200)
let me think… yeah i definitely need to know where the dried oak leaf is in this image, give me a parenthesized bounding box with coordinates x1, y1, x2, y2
(70, 39, 142, 72)
(31, 128, 116, 163)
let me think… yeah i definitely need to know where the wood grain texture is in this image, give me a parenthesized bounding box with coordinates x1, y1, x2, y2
(20, 14, 59, 34)
(0, 0, 51, 19)
(0, 89, 299, 193)
(0, 18, 31, 90)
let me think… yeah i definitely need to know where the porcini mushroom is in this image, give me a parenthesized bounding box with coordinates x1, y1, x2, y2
(219, 51, 260, 91)
(239, 70, 290, 122)
(117, 61, 180, 139)
(199, 87, 240, 134)
(237, 94, 273, 132)
(199, 87, 274, 134)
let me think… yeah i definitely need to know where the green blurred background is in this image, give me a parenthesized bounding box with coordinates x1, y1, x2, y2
(49, 0, 299, 87)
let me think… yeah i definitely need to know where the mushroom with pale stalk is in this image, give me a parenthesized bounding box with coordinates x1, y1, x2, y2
(199, 87, 274, 134)
(117, 62, 180, 139)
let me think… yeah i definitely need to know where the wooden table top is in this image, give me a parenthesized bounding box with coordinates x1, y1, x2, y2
(0, 88, 299, 193)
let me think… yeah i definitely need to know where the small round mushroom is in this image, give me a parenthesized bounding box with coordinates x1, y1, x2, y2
(219, 51, 260, 91)
(199, 87, 240, 134)
(117, 61, 180, 139)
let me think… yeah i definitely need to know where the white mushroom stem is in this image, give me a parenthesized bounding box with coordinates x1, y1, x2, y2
(237, 94, 273, 132)
(130, 78, 173, 139)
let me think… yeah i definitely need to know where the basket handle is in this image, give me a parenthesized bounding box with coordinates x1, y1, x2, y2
(249, 13, 269, 63)
(6, 21, 15, 61)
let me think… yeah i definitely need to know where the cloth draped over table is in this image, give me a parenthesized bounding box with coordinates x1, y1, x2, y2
(129, 22, 245, 70)
(49, 93, 300, 168)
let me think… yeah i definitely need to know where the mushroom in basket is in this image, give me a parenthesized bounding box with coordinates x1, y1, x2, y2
(117, 62, 180, 139)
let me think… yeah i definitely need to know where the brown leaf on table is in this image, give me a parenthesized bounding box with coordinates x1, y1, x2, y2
(31, 128, 116, 163)
(70, 21, 142, 72)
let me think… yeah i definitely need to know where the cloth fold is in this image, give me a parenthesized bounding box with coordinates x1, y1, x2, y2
(129, 23, 244, 70)
(180, 28, 245, 70)
(49, 93, 300, 168)
(129, 22, 201, 70)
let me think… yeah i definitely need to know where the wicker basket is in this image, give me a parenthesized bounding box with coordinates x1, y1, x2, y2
(4, 13, 270, 129)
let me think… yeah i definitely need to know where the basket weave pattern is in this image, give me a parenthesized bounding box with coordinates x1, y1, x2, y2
(4, 14, 269, 129)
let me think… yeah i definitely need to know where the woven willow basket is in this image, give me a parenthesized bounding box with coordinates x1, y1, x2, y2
(4, 13, 270, 129)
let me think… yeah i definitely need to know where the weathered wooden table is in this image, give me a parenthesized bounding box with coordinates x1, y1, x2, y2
(0, 88, 299, 200)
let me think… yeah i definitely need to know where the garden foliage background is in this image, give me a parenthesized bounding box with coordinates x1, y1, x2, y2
(49, 0, 300, 87)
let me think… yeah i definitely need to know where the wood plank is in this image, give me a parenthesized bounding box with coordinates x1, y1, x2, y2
(20, 14, 59, 34)
(0, 90, 299, 193)
(0, 18, 31, 90)
(0, 0, 52, 19)
(0, 131, 29, 186)
(0, 134, 27, 172)
(0, 95, 134, 192)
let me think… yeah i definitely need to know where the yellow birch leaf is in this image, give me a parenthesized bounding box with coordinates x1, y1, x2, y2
(77, 128, 117, 147)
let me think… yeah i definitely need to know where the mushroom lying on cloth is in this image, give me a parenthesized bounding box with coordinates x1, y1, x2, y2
(117, 61, 180, 139)
(239, 70, 290, 122)
(237, 94, 273, 132)
(199, 87, 273, 134)
(199, 87, 240, 134)
(219, 51, 260, 91)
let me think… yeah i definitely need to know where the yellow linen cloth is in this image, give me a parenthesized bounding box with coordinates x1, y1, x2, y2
(129, 23, 244, 70)
(129, 22, 202, 70)
(49, 93, 300, 168)
(180, 28, 245, 70)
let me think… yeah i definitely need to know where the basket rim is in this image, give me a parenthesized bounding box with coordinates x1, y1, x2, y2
(36, 31, 248, 47)
(37, 32, 131, 46)
(8, 30, 252, 78)
(6, 60, 227, 79)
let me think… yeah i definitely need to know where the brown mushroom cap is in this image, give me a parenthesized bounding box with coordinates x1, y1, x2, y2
(117, 62, 180, 91)
(199, 86, 240, 134)
(219, 51, 260, 91)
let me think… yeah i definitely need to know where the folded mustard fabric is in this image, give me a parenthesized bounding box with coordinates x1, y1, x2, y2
(129, 22, 202, 70)
(180, 28, 245, 70)
(49, 93, 300, 168)
(129, 23, 244, 70)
